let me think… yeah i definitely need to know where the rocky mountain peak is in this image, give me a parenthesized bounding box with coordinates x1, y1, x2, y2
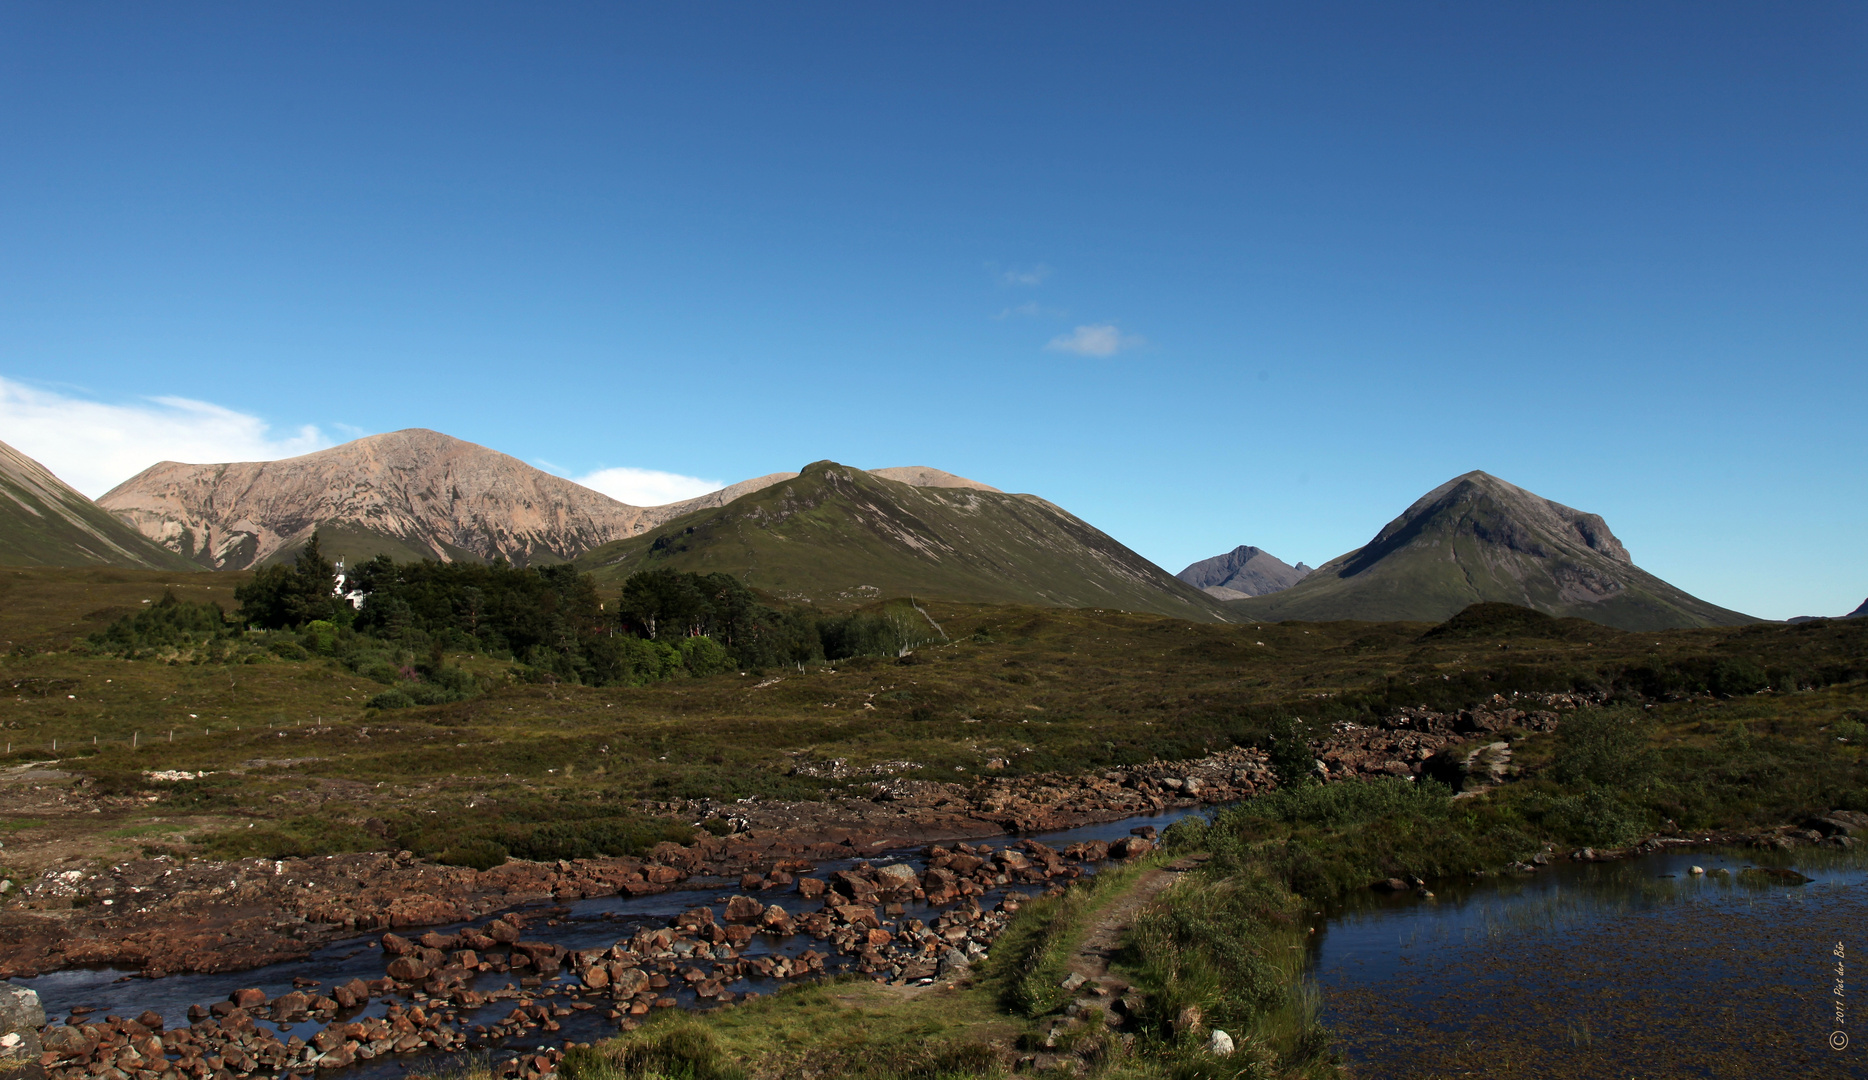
(1221, 470, 1752, 631)
(1175, 545, 1310, 599)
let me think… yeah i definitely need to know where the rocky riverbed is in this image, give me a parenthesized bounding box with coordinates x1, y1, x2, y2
(24, 829, 1162, 1080)
(0, 744, 1283, 980)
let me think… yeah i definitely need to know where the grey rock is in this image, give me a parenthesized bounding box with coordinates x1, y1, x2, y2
(0, 986, 43, 1068)
(0, 986, 43, 1035)
(1206, 1029, 1235, 1055)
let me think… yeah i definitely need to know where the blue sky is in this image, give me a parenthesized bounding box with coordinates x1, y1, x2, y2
(2, 3, 1863, 619)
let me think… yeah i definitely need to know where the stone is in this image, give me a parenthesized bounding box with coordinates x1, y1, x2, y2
(1689, 866, 1705, 876)
(0, 986, 40, 1068)
(1173, 1003, 1203, 1037)
(873, 863, 919, 890)
(796, 877, 828, 899)
(0, 986, 44, 1035)
(1206, 1029, 1234, 1056)
(1060, 972, 1086, 991)
(380, 933, 415, 955)
(385, 957, 430, 982)
(229, 987, 266, 1009)
(333, 978, 370, 1009)
(270, 991, 309, 1016)
(723, 895, 765, 923)
(936, 948, 970, 976)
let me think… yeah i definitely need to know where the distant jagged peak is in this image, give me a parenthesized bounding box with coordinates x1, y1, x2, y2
(1850, 597, 1868, 620)
(1175, 544, 1310, 598)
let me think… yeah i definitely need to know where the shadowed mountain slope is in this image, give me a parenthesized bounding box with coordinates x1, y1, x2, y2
(574, 460, 1229, 619)
(0, 439, 198, 571)
(1850, 599, 1868, 619)
(1177, 545, 1311, 600)
(1224, 471, 1754, 631)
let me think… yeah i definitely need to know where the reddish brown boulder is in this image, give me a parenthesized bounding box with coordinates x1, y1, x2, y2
(796, 878, 827, 899)
(269, 991, 308, 1017)
(722, 896, 764, 923)
(385, 957, 429, 982)
(380, 933, 415, 956)
(229, 988, 266, 1009)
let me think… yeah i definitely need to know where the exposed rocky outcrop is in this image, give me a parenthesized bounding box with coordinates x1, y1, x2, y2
(96, 430, 693, 570)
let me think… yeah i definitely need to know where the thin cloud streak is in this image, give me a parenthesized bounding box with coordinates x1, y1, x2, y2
(995, 263, 1052, 287)
(1045, 324, 1146, 358)
(0, 376, 335, 498)
(995, 300, 1068, 320)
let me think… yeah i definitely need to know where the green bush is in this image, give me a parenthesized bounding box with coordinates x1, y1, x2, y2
(366, 689, 416, 709)
(1262, 715, 1318, 789)
(198, 816, 380, 860)
(1552, 708, 1656, 788)
(434, 839, 508, 871)
(1519, 789, 1649, 847)
(87, 591, 234, 657)
(1236, 775, 1454, 829)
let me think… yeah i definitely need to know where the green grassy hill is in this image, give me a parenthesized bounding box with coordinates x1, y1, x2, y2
(574, 460, 1230, 620)
(1227, 471, 1755, 631)
(0, 439, 199, 572)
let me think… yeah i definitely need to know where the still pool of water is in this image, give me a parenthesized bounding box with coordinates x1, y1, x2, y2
(1310, 846, 1868, 1079)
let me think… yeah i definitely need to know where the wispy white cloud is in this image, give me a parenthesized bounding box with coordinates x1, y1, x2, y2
(0, 376, 336, 498)
(571, 466, 724, 507)
(995, 300, 1068, 320)
(993, 263, 1052, 287)
(1044, 324, 1146, 358)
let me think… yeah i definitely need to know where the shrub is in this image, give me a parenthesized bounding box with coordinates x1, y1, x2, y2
(366, 689, 416, 709)
(1552, 708, 1656, 789)
(434, 839, 508, 871)
(1263, 715, 1318, 789)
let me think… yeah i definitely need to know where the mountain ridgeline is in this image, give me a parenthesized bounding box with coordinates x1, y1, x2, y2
(574, 461, 1228, 620)
(1224, 471, 1755, 631)
(0, 438, 197, 571)
(95, 430, 792, 571)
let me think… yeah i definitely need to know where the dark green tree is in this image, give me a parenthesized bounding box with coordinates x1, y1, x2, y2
(235, 533, 339, 629)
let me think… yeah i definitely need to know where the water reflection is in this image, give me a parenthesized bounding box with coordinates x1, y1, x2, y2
(1311, 846, 1868, 1078)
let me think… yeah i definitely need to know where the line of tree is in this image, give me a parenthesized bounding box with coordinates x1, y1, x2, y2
(207, 535, 944, 687)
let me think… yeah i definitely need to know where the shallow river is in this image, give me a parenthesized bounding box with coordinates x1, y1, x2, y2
(19, 815, 1866, 1079)
(17, 805, 1210, 1078)
(1310, 846, 1867, 1078)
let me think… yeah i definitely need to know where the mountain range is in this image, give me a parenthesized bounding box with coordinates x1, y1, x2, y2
(0, 431, 1779, 630)
(1175, 546, 1312, 600)
(0, 437, 196, 571)
(1220, 471, 1755, 631)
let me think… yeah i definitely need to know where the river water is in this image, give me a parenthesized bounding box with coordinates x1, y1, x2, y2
(17, 805, 1210, 1078)
(1310, 845, 1868, 1078)
(20, 813, 1867, 1079)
